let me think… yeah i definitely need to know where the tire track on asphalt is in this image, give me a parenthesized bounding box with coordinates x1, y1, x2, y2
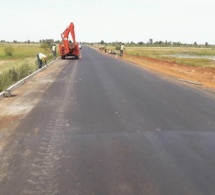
(23, 61, 78, 195)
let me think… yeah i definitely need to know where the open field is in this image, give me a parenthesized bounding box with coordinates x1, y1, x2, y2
(0, 43, 54, 72)
(0, 43, 40, 74)
(125, 47, 215, 67)
(0, 43, 56, 92)
(0, 43, 41, 60)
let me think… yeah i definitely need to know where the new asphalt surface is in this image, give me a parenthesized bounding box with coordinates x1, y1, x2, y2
(1, 46, 215, 195)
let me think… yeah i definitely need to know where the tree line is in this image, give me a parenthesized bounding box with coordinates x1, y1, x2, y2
(92, 40, 215, 48)
(1, 39, 214, 48)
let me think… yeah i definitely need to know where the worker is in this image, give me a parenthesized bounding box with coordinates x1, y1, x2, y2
(52, 44, 57, 59)
(120, 43, 124, 57)
(104, 44, 107, 54)
(37, 53, 47, 69)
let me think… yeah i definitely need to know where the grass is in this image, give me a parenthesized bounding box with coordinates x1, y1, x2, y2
(0, 57, 36, 74)
(0, 43, 56, 92)
(0, 62, 36, 92)
(125, 47, 215, 67)
(0, 43, 41, 59)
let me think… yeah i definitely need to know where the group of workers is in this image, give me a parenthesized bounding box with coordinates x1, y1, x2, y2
(37, 44, 57, 69)
(99, 43, 125, 57)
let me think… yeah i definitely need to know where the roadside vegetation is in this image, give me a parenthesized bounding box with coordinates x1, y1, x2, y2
(125, 47, 215, 67)
(0, 42, 56, 92)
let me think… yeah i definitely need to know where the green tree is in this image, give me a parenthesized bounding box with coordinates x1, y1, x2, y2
(40, 42, 50, 50)
(194, 42, 198, 47)
(40, 39, 53, 50)
(138, 41, 144, 45)
(149, 39, 153, 44)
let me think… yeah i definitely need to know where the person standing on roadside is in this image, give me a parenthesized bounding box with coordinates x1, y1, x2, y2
(120, 43, 124, 57)
(104, 44, 107, 54)
(37, 53, 47, 69)
(52, 44, 57, 59)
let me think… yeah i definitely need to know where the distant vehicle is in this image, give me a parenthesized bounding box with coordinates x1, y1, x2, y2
(79, 43, 82, 49)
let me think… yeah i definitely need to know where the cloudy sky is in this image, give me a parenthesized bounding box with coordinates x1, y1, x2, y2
(0, 0, 215, 44)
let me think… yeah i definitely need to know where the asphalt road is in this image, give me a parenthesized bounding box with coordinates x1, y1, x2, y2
(1, 46, 215, 195)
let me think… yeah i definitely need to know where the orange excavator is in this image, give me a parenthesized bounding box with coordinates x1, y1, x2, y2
(59, 22, 80, 59)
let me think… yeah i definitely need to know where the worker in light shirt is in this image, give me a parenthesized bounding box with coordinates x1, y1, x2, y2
(52, 44, 57, 59)
(120, 43, 124, 57)
(37, 53, 47, 69)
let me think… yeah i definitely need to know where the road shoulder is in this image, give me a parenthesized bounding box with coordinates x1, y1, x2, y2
(0, 60, 67, 154)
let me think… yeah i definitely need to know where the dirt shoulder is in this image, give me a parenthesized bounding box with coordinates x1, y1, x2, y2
(0, 60, 67, 153)
(123, 53, 215, 91)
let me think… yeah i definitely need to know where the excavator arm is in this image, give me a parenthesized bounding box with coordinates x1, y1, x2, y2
(61, 23, 76, 44)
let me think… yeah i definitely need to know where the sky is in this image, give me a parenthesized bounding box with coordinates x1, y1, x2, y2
(1, 0, 215, 44)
